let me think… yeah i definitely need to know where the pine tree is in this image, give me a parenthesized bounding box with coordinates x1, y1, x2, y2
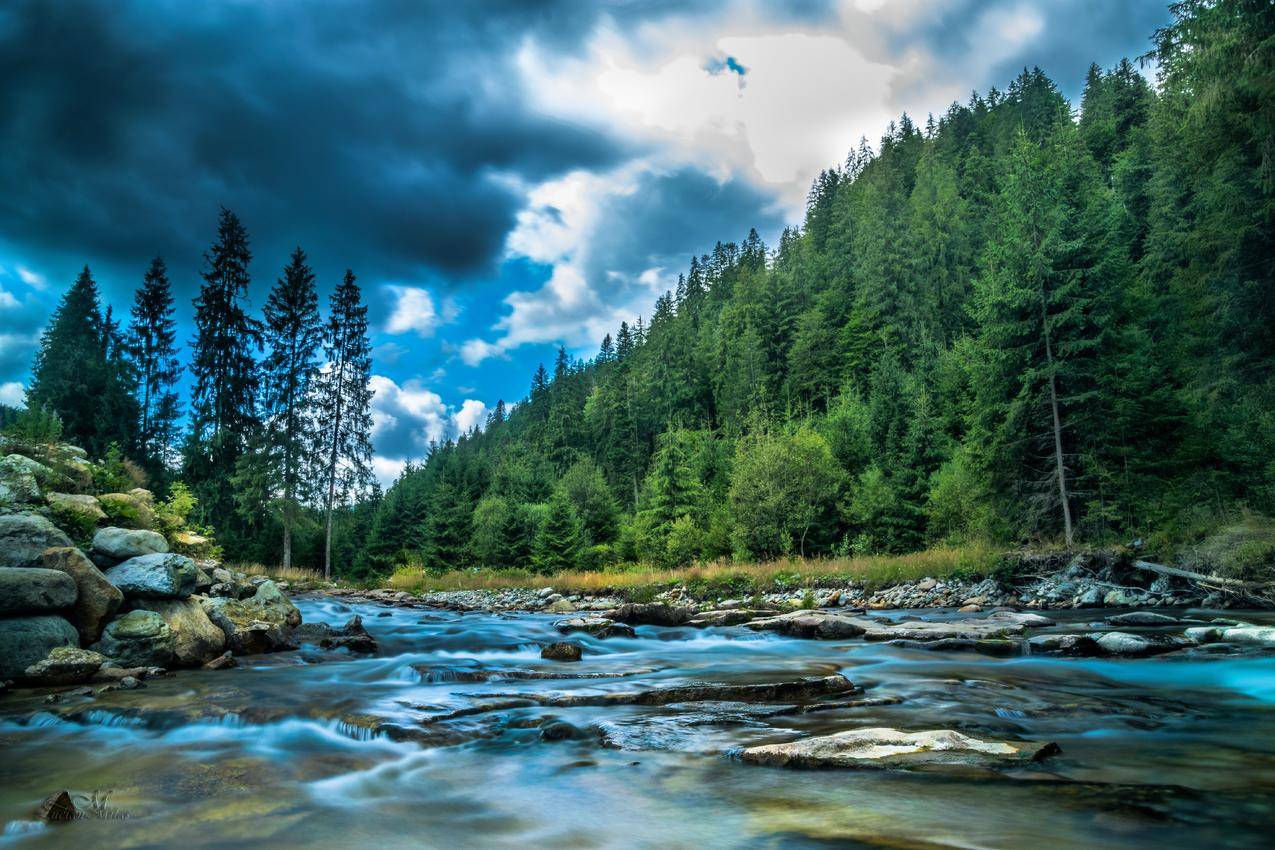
(28, 266, 138, 457)
(313, 269, 374, 579)
(128, 257, 182, 476)
(184, 208, 262, 533)
(533, 493, 582, 572)
(261, 247, 323, 568)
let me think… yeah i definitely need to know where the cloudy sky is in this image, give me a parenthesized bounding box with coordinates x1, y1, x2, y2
(0, 0, 1169, 484)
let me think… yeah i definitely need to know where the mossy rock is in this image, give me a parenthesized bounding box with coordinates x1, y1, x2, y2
(99, 492, 157, 529)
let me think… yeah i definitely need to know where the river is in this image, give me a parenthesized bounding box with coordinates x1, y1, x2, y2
(2, 596, 1273, 848)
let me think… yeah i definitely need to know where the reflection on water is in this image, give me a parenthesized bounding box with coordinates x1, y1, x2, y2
(1, 597, 1273, 849)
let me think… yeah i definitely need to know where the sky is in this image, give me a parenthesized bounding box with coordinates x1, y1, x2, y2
(0, 0, 1171, 485)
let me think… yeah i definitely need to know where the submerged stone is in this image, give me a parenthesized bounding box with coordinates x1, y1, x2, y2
(739, 727, 1060, 771)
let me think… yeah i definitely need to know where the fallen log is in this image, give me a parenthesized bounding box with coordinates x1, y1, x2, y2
(1132, 560, 1275, 602)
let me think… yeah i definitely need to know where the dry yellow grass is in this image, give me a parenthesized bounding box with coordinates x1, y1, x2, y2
(236, 562, 326, 583)
(383, 543, 999, 596)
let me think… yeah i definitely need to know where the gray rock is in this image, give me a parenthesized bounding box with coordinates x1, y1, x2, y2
(983, 611, 1055, 627)
(1094, 631, 1189, 657)
(0, 514, 73, 570)
(0, 615, 80, 679)
(91, 609, 177, 667)
(38, 547, 123, 643)
(203, 651, 237, 670)
(45, 491, 107, 525)
(1105, 611, 1180, 627)
(553, 616, 636, 639)
(1189, 625, 1275, 647)
(131, 598, 226, 665)
(92, 527, 168, 560)
(105, 552, 198, 599)
(0, 567, 77, 614)
(250, 580, 302, 627)
(739, 727, 1059, 771)
(541, 641, 582, 661)
(0, 454, 49, 504)
(744, 610, 871, 639)
(1027, 633, 1102, 656)
(22, 646, 107, 685)
(200, 586, 301, 655)
(1075, 587, 1104, 607)
(604, 602, 696, 626)
(862, 619, 1025, 642)
(36, 790, 77, 822)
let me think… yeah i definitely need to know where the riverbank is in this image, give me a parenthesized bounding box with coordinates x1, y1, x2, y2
(324, 544, 1269, 615)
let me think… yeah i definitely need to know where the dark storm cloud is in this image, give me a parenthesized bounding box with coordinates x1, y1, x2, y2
(586, 166, 786, 289)
(0, 0, 647, 292)
(898, 0, 1171, 103)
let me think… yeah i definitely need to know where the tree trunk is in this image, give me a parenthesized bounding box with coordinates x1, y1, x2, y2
(1040, 294, 1074, 546)
(282, 518, 292, 571)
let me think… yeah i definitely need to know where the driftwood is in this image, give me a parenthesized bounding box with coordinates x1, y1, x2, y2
(1132, 559, 1275, 603)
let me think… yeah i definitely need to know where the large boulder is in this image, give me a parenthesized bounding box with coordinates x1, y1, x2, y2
(1093, 631, 1190, 657)
(0, 567, 77, 614)
(250, 580, 302, 628)
(92, 526, 168, 561)
(200, 582, 301, 655)
(97, 492, 157, 529)
(0, 514, 73, 569)
(0, 615, 80, 679)
(39, 547, 123, 643)
(0, 454, 49, 505)
(131, 598, 226, 665)
(604, 602, 696, 626)
(23, 646, 107, 685)
(740, 727, 1060, 771)
(105, 552, 198, 599)
(90, 609, 176, 667)
(45, 491, 107, 526)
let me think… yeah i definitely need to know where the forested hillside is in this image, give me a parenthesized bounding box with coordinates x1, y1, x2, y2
(357, 1, 1275, 579)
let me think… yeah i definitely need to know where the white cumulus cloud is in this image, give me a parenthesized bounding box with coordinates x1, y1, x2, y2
(383, 285, 458, 338)
(0, 381, 24, 406)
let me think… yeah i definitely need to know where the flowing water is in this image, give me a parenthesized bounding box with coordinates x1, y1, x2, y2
(2, 597, 1274, 849)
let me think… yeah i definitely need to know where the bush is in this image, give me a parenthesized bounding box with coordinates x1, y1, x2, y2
(664, 514, 703, 568)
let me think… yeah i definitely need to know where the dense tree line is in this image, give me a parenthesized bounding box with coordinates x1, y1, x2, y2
(359, 0, 1275, 577)
(20, 208, 377, 572)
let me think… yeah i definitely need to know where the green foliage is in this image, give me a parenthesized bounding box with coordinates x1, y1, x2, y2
(1, 405, 63, 445)
(533, 494, 583, 573)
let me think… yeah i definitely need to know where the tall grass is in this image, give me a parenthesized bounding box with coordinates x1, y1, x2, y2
(236, 562, 325, 583)
(383, 542, 999, 597)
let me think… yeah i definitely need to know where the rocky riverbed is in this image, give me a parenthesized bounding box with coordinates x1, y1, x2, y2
(2, 591, 1273, 848)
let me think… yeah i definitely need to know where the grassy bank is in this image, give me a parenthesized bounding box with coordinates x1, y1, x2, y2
(380, 543, 1000, 599)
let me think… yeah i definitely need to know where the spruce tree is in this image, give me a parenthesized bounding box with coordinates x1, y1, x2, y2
(313, 269, 374, 579)
(261, 247, 323, 568)
(533, 493, 582, 572)
(28, 266, 137, 457)
(184, 208, 262, 532)
(128, 257, 182, 475)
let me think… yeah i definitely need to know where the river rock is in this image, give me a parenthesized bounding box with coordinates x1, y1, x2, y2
(487, 674, 856, 708)
(200, 594, 298, 655)
(203, 651, 237, 670)
(36, 790, 77, 822)
(862, 618, 1025, 642)
(983, 611, 1055, 627)
(324, 615, 377, 653)
(744, 610, 871, 639)
(22, 646, 107, 685)
(553, 616, 636, 639)
(92, 527, 168, 560)
(0, 514, 73, 569)
(545, 598, 575, 613)
(0, 567, 77, 614)
(91, 609, 177, 667)
(131, 598, 226, 665)
(250, 580, 302, 627)
(604, 602, 696, 626)
(1027, 633, 1102, 656)
(541, 641, 583, 661)
(739, 727, 1060, 771)
(1105, 611, 1180, 627)
(1094, 631, 1189, 657)
(0, 615, 80, 680)
(45, 491, 107, 525)
(105, 552, 198, 598)
(687, 608, 778, 627)
(1187, 625, 1275, 647)
(38, 547, 123, 643)
(884, 637, 1020, 656)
